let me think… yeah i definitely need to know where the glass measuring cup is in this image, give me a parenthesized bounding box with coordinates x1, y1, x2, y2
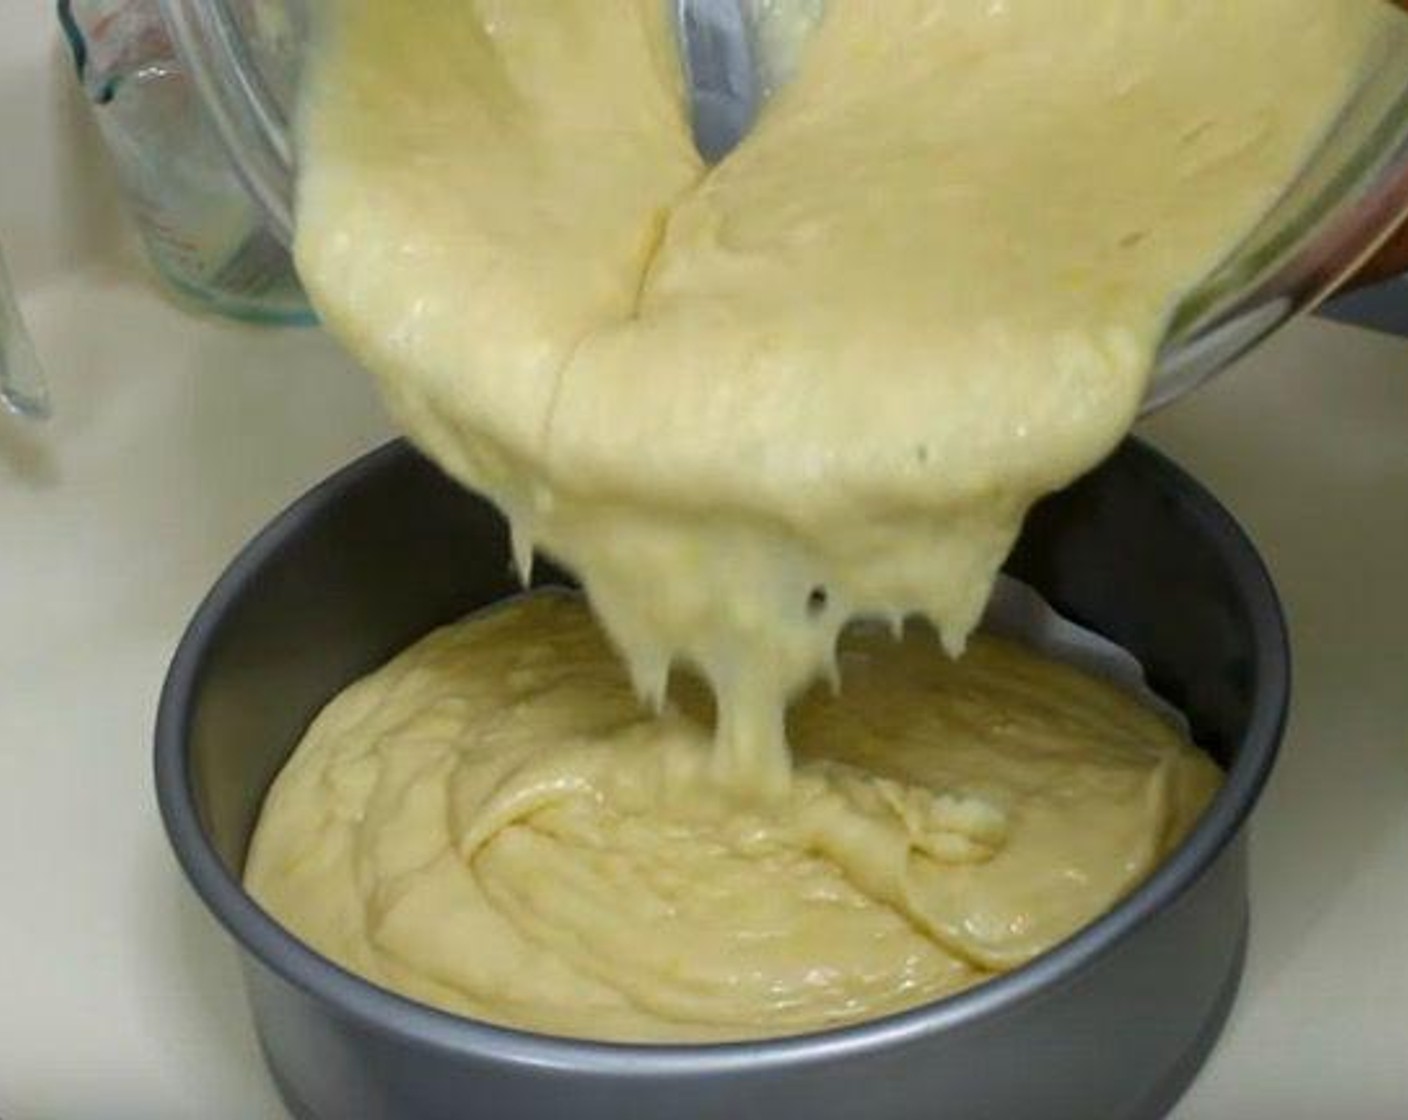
(156, 0, 1408, 409)
(58, 0, 312, 324)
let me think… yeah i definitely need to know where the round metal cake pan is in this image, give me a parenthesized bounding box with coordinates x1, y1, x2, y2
(155, 437, 1289, 1120)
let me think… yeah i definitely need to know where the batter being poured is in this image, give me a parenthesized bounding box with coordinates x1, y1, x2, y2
(249, 0, 1385, 1038)
(291, 0, 1383, 790)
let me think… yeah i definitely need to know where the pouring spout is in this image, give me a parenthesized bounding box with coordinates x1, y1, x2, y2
(677, 0, 761, 163)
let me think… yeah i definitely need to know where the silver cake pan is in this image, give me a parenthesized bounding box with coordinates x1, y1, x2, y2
(155, 437, 1289, 1120)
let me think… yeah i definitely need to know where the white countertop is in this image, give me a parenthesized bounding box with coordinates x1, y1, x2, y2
(4, 11, 1408, 1120)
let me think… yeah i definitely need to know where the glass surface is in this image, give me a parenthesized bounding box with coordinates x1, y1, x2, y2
(156, 0, 1408, 407)
(0, 245, 49, 420)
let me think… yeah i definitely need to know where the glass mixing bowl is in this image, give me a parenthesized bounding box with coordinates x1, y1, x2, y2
(157, 0, 1408, 408)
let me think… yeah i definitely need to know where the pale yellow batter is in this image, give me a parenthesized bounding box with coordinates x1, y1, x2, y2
(294, 0, 1387, 790)
(262, 0, 1385, 1043)
(247, 593, 1221, 1041)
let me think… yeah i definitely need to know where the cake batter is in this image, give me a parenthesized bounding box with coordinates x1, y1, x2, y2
(253, 0, 1385, 1040)
(246, 594, 1222, 1041)
(293, 0, 1385, 789)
